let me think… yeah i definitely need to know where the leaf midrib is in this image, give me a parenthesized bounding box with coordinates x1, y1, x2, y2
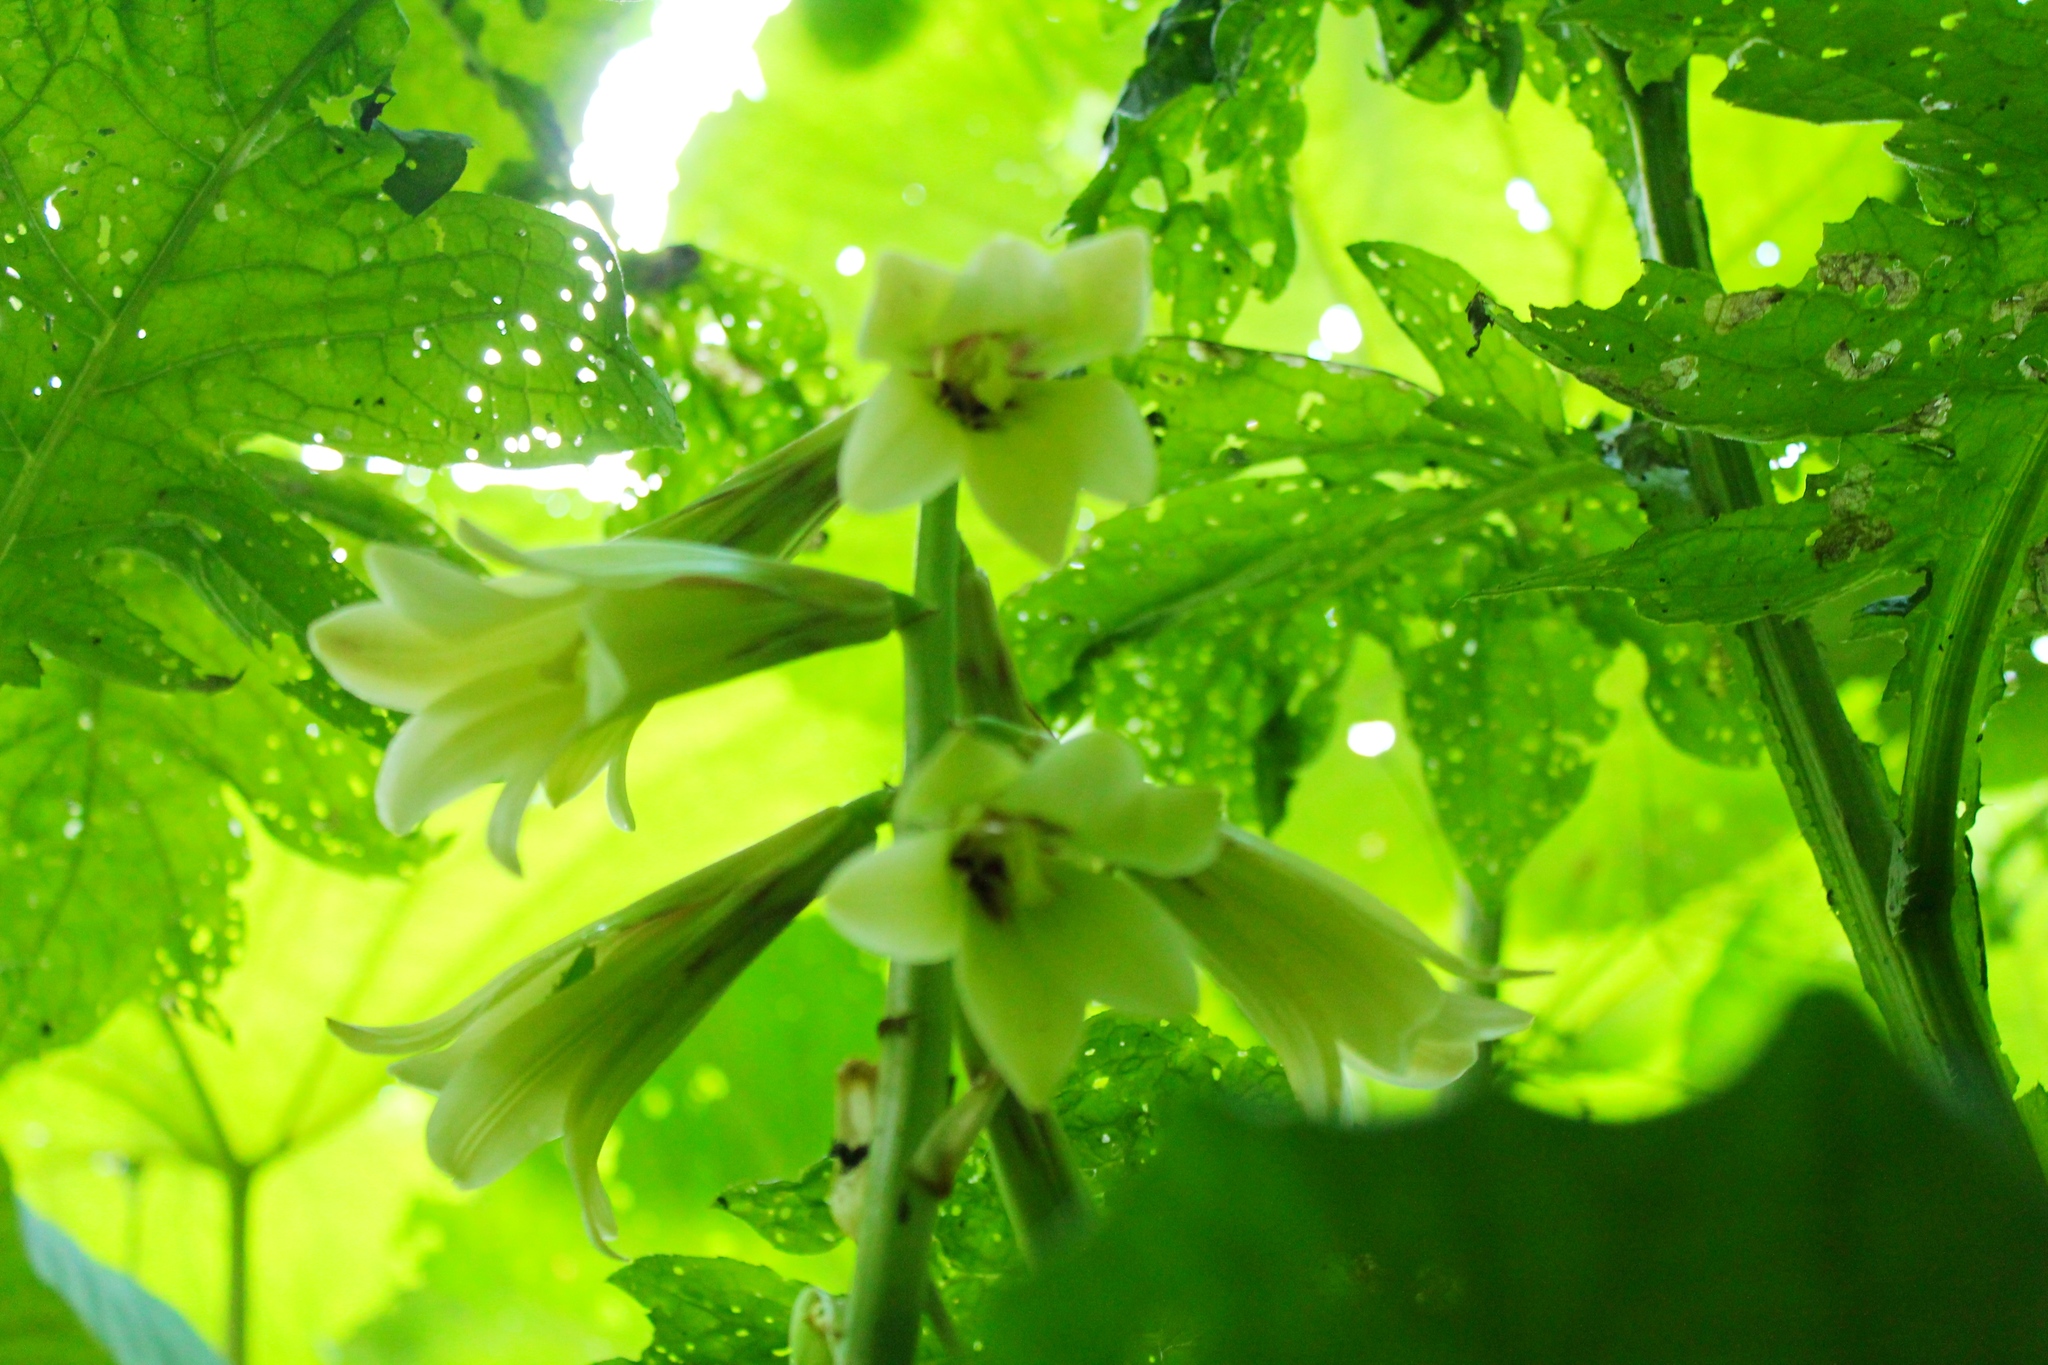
(0, 0, 387, 572)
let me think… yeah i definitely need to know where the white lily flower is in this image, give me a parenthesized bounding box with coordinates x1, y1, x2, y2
(309, 531, 907, 873)
(331, 795, 887, 1254)
(1140, 827, 1534, 1118)
(823, 729, 1221, 1107)
(839, 229, 1156, 562)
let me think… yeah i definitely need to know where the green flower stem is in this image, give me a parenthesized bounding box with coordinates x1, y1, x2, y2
(843, 487, 962, 1365)
(159, 1005, 256, 1365)
(957, 1019, 1095, 1268)
(1617, 61, 2034, 1152)
(1894, 410, 2048, 1157)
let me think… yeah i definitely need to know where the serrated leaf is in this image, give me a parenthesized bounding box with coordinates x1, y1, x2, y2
(1487, 200, 2048, 443)
(0, 0, 677, 719)
(1393, 595, 1615, 908)
(712, 1159, 839, 1256)
(1068, 0, 1322, 337)
(1557, 0, 2048, 226)
(599, 1256, 800, 1365)
(610, 247, 844, 532)
(1498, 441, 1954, 626)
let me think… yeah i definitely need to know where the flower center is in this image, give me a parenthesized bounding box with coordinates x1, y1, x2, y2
(950, 816, 1059, 923)
(932, 333, 1031, 430)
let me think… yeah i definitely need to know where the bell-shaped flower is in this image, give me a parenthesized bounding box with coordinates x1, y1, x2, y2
(330, 794, 888, 1254)
(309, 529, 910, 872)
(1139, 827, 1533, 1118)
(839, 229, 1156, 563)
(823, 729, 1221, 1107)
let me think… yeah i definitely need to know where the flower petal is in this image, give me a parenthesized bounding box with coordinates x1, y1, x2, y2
(375, 669, 583, 837)
(955, 907, 1088, 1108)
(839, 371, 973, 513)
(823, 832, 968, 962)
(999, 732, 1220, 875)
(1038, 866, 1197, 1017)
(895, 730, 1028, 830)
(859, 251, 956, 367)
(1035, 228, 1152, 372)
(543, 710, 646, 811)
(935, 235, 1066, 344)
(364, 543, 572, 634)
(1059, 375, 1157, 507)
(1346, 992, 1533, 1090)
(959, 391, 1089, 563)
(309, 591, 583, 715)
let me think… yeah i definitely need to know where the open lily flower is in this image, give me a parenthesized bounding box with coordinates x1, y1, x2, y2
(823, 729, 1222, 1107)
(309, 531, 908, 872)
(331, 795, 888, 1254)
(1140, 827, 1534, 1118)
(839, 229, 1156, 562)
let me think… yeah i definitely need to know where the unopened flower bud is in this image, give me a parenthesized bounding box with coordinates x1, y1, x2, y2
(828, 1059, 878, 1241)
(788, 1286, 842, 1365)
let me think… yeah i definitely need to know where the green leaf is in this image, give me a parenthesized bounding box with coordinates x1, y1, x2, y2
(3, 1155, 112, 1365)
(610, 247, 844, 532)
(1557, 0, 2048, 226)
(238, 450, 485, 575)
(375, 125, 475, 216)
(985, 994, 2048, 1364)
(386, 0, 652, 203)
(0, 0, 678, 718)
(712, 1159, 839, 1256)
(0, 665, 245, 1070)
(17, 1198, 222, 1365)
(1391, 595, 1615, 909)
(1116, 338, 1438, 497)
(1067, 0, 1323, 337)
(1485, 199, 2048, 442)
(1365, 0, 1534, 109)
(598, 1256, 801, 1365)
(1498, 441, 1954, 627)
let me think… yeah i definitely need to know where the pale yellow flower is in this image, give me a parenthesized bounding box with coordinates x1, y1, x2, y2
(309, 531, 906, 872)
(824, 730, 1220, 1106)
(1142, 827, 1533, 1117)
(839, 229, 1156, 562)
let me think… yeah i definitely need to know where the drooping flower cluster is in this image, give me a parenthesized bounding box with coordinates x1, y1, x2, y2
(309, 530, 907, 872)
(824, 728, 1532, 1113)
(839, 229, 1157, 563)
(824, 729, 1221, 1106)
(330, 796, 888, 1253)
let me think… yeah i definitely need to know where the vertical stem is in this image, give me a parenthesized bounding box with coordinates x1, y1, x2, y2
(159, 1006, 255, 1365)
(1614, 61, 2034, 1154)
(225, 1166, 253, 1365)
(956, 1023, 1093, 1267)
(1447, 880, 1503, 1103)
(1895, 413, 2048, 1153)
(843, 489, 962, 1365)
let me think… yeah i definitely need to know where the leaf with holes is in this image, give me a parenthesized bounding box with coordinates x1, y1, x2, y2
(1556, 0, 2048, 226)
(597, 1257, 800, 1365)
(610, 246, 844, 532)
(0, 0, 678, 727)
(1483, 200, 2048, 444)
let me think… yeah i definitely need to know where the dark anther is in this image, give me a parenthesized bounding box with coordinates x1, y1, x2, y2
(938, 379, 1000, 430)
(877, 1012, 914, 1036)
(830, 1141, 871, 1172)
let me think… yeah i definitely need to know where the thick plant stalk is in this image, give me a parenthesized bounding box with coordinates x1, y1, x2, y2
(957, 1021, 1094, 1267)
(843, 489, 962, 1365)
(1616, 64, 2035, 1156)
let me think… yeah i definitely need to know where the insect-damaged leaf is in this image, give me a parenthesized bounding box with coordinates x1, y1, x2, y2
(0, 0, 678, 728)
(1555, 0, 2048, 227)
(1483, 199, 2048, 445)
